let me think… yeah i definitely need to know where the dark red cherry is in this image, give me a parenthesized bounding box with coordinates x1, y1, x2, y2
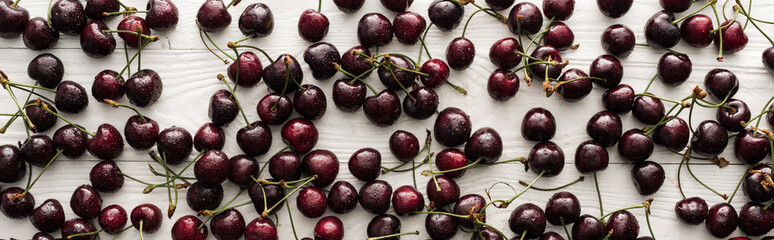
(572, 214, 605, 240)
(27, 53, 64, 89)
(364, 90, 402, 127)
(53, 124, 87, 158)
(349, 148, 381, 182)
(281, 118, 318, 154)
(244, 218, 278, 240)
(117, 16, 150, 49)
(604, 210, 639, 240)
(358, 13, 393, 47)
(446, 37, 475, 70)
(125, 69, 163, 107)
(84, 0, 117, 20)
(690, 120, 728, 157)
(543, 0, 574, 20)
(528, 45, 563, 81)
(332, 79, 366, 112)
(50, 0, 86, 36)
(428, 0, 463, 32)
(91, 70, 124, 102)
(704, 68, 738, 100)
(80, 20, 115, 58)
(1, 187, 34, 219)
(98, 204, 127, 235)
(522, 107, 557, 141)
(706, 203, 738, 238)
(302, 149, 339, 188)
(602, 84, 634, 114)
(297, 187, 327, 218)
(315, 216, 344, 240)
(574, 140, 609, 173)
(632, 94, 665, 125)
(333, 0, 365, 13)
(426, 210, 458, 240)
(262, 54, 304, 94)
(545, 22, 575, 51)
(54, 80, 88, 113)
(130, 203, 162, 233)
(70, 185, 102, 220)
(378, 55, 416, 91)
(0, 0, 28, 38)
(211, 209, 245, 240)
(487, 69, 519, 101)
(675, 197, 708, 224)
(33, 232, 56, 240)
(489, 37, 523, 69)
(453, 194, 486, 230)
(124, 115, 159, 150)
(268, 151, 301, 182)
(734, 130, 770, 165)
(390, 130, 419, 162)
(644, 10, 680, 49)
(464, 127, 503, 164)
(555, 68, 592, 102)
(420, 58, 451, 88)
(392, 185, 424, 216)
(660, 0, 691, 12)
(716, 99, 750, 132)
(0, 144, 25, 183)
(381, 0, 412, 12)
(89, 160, 123, 193)
(256, 93, 292, 126)
(539, 232, 565, 240)
(509, 203, 547, 239)
(435, 148, 468, 178)
(156, 126, 193, 165)
(545, 191, 580, 225)
(743, 164, 774, 202)
(359, 180, 393, 214)
(657, 52, 692, 86)
(227, 155, 258, 188)
(485, 0, 514, 11)
(30, 199, 64, 233)
(236, 121, 272, 157)
(186, 182, 223, 212)
(367, 214, 401, 240)
(631, 161, 665, 195)
(617, 129, 654, 163)
(738, 202, 774, 236)
(294, 84, 327, 120)
(61, 218, 96, 240)
(586, 110, 622, 147)
(238, 3, 273, 37)
(652, 116, 689, 152)
(680, 14, 714, 48)
(715, 20, 748, 55)
(434, 107, 472, 147)
(171, 215, 208, 240)
(146, 0, 179, 31)
(508, 2, 543, 35)
(298, 9, 329, 42)
(23, 17, 60, 50)
(589, 55, 623, 89)
(304, 42, 341, 80)
(227, 51, 263, 87)
(328, 181, 359, 214)
(601, 24, 635, 58)
(194, 123, 225, 151)
(247, 181, 284, 216)
(393, 11, 425, 45)
(21, 135, 56, 167)
(475, 228, 506, 240)
(404, 86, 439, 120)
(197, 0, 231, 33)
(528, 141, 565, 177)
(764, 47, 774, 74)
(194, 150, 229, 186)
(426, 175, 460, 208)
(596, 0, 632, 18)
(340, 46, 372, 77)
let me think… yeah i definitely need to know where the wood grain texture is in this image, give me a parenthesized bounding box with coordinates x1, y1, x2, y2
(0, 0, 773, 239)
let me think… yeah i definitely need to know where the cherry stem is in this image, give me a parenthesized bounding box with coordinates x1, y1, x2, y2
(462, 8, 494, 38)
(136, 27, 144, 72)
(644, 206, 656, 240)
(593, 172, 605, 222)
(415, 210, 508, 239)
(261, 176, 317, 217)
(148, 151, 194, 184)
(368, 231, 420, 240)
(423, 158, 482, 176)
(18, 149, 61, 198)
(602, 229, 613, 240)
(198, 188, 245, 229)
(710, 3, 725, 60)
(600, 204, 646, 221)
(123, 43, 131, 77)
(560, 218, 572, 240)
(46, 0, 53, 25)
(114, 0, 132, 11)
(103, 10, 147, 16)
(196, 20, 235, 63)
(735, 3, 774, 48)
(104, 99, 147, 122)
(66, 229, 103, 239)
(118, 171, 154, 186)
(139, 220, 145, 240)
(316, 0, 322, 13)
(10, 0, 20, 8)
(685, 151, 728, 200)
(726, 165, 749, 204)
(518, 176, 584, 191)
(445, 81, 468, 95)
(201, 200, 252, 217)
(253, 176, 314, 187)
(8, 85, 54, 103)
(257, 145, 290, 177)
(334, 64, 379, 94)
(217, 74, 252, 128)
(232, 34, 255, 45)
(642, 74, 658, 93)
(751, 95, 774, 129)
(225, 0, 240, 9)
(159, 152, 176, 218)
(6, 82, 56, 93)
(417, 23, 434, 63)
(0, 76, 37, 135)
(40, 104, 96, 137)
(118, 40, 152, 78)
(386, 63, 417, 103)
(102, 30, 158, 42)
(231, 48, 241, 92)
(149, 150, 205, 188)
(672, 0, 718, 24)
(112, 226, 132, 240)
(381, 144, 429, 173)
(498, 170, 546, 207)
(644, 105, 687, 136)
(389, 61, 430, 77)
(537, 17, 555, 45)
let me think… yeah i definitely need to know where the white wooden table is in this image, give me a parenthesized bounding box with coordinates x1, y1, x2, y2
(1, 0, 773, 239)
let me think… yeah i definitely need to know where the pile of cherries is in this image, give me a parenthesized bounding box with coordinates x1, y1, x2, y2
(4, 0, 774, 239)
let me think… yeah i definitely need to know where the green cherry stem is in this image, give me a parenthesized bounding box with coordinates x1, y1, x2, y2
(14, 149, 62, 199)
(196, 20, 235, 63)
(560, 218, 572, 240)
(225, 0, 240, 9)
(726, 165, 750, 204)
(10, 0, 20, 8)
(46, 0, 53, 25)
(672, 0, 718, 24)
(102, 30, 159, 41)
(160, 152, 176, 218)
(518, 176, 584, 191)
(66, 229, 103, 239)
(417, 23, 434, 63)
(381, 143, 430, 173)
(752, 95, 774, 129)
(684, 150, 728, 200)
(0, 80, 37, 134)
(217, 74, 252, 129)
(40, 103, 96, 137)
(117, 40, 153, 78)
(261, 176, 317, 217)
(386, 62, 417, 103)
(230, 44, 275, 64)
(102, 10, 147, 16)
(422, 158, 482, 176)
(642, 74, 659, 93)
(198, 189, 245, 229)
(593, 172, 605, 222)
(104, 99, 148, 122)
(368, 231, 420, 240)
(497, 171, 546, 208)
(8, 85, 54, 103)
(462, 8, 495, 38)
(600, 202, 648, 221)
(111, 226, 133, 240)
(256, 145, 290, 177)
(733, 5, 772, 45)
(139, 220, 145, 240)
(644, 205, 656, 240)
(285, 200, 300, 240)
(5, 81, 56, 93)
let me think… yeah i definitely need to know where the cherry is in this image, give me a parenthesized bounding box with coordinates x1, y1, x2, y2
(487, 69, 519, 101)
(738, 202, 774, 236)
(706, 203, 738, 238)
(30, 199, 65, 233)
(70, 185, 102, 220)
(211, 209, 245, 240)
(358, 13, 393, 47)
(453, 194, 486, 230)
(171, 215, 208, 240)
(602, 84, 634, 114)
(244, 218, 278, 240)
(21, 135, 56, 167)
(197, 0, 231, 33)
(297, 187, 327, 218)
(239, 3, 273, 37)
(332, 79, 366, 112)
(91, 70, 125, 102)
(485, 0, 513, 11)
(27, 53, 64, 89)
(84, 0, 117, 20)
(596, 0, 632, 18)
(489, 37, 523, 69)
(764, 47, 774, 73)
(294, 84, 327, 120)
(428, 0, 463, 32)
(256, 93, 292, 125)
(156, 126, 193, 165)
(333, 0, 364, 13)
(660, 0, 691, 12)
(1, 187, 34, 218)
(227, 51, 263, 87)
(392, 185, 424, 216)
(743, 164, 774, 202)
(540, 232, 565, 240)
(117, 16, 151, 49)
(367, 214, 401, 239)
(53, 124, 88, 158)
(545, 191, 580, 225)
(588, 55, 623, 89)
(194, 150, 229, 186)
(349, 148, 381, 182)
(328, 180, 359, 214)
(675, 197, 708, 224)
(632, 94, 665, 125)
(586, 111, 622, 147)
(426, 210, 458, 240)
(390, 130, 419, 162)
(359, 180, 393, 214)
(528, 45, 563, 81)
(545, 22, 575, 51)
(125, 69, 163, 107)
(282, 118, 318, 154)
(680, 14, 714, 48)
(555, 68, 593, 102)
(522, 107, 557, 141)
(572, 215, 606, 240)
(715, 20, 748, 55)
(734, 130, 770, 165)
(509, 203, 547, 239)
(0, 0, 28, 38)
(33, 233, 55, 240)
(435, 148, 468, 178)
(186, 182, 223, 212)
(315, 216, 345, 240)
(446, 37, 476, 71)
(464, 127, 503, 164)
(193, 123, 225, 151)
(54, 80, 88, 113)
(146, 0, 179, 31)
(0, 144, 24, 183)
(543, 0, 574, 20)
(23, 17, 60, 50)
(61, 218, 97, 240)
(236, 121, 272, 157)
(262, 54, 304, 93)
(378, 55, 416, 91)
(50, 0, 86, 36)
(652, 116, 689, 152)
(227, 154, 258, 188)
(704, 68, 738, 100)
(508, 2, 543, 35)
(657, 52, 692, 86)
(265, 152, 300, 182)
(631, 161, 665, 195)
(98, 204, 127, 235)
(644, 10, 680, 49)
(364, 90, 402, 127)
(394, 11, 426, 45)
(80, 20, 116, 58)
(574, 140, 609, 173)
(601, 24, 635, 58)
(434, 107, 472, 147)
(247, 181, 284, 215)
(528, 141, 565, 177)
(690, 120, 728, 157)
(302, 149, 339, 187)
(426, 175, 460, 208)
(298, 9, 329, 42)
(89, 160, 124, 193)
(124, 115, 159, 150)
(604, 210, 639, 240)
(341, 46, 372, 77)
(717, 99, 750, 132)
(381, 0, 412, 12)
(304, 42, 341, 80)
(617, 129, 654, 163)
